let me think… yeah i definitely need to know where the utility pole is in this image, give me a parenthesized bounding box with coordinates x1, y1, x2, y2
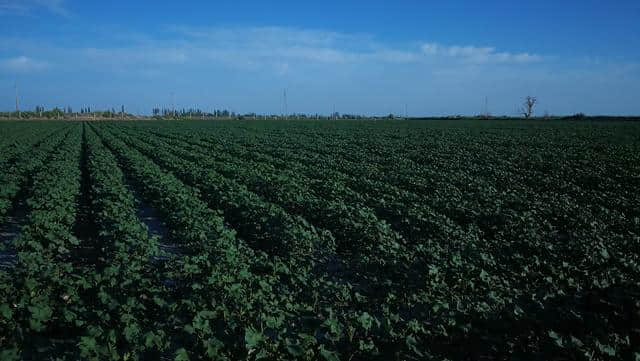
(405, 104, 408, 119)
(484, 96, 489, 117)
(171, 92, 175, 118)
(283, 89, 288, 119)
(15, 82, 20, 119)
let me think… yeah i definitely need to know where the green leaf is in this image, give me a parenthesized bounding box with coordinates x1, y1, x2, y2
(479, 269, 490, 281)
(153, 296, 167, 307)
(124, 323, 140, 342)
(174, 348, 190, 361)
(28, 304, 52, 332)
(245, 327, 264, 350)
(204, 337, 223, 358)
(569, 335, 584, 348)
(406, 335, 424, 356)
(184, 324, 195, 334)
(548, 330, 564, 348)
(255, 349, 270, 360)
(144, 332, 158, 348)
(78, 336, 98, 356)
(357, 312, 374, 332)
(285, 339, 304, 357)
(29, 304, 52, 322)
(359, 339, 375, 352)
(0, 303, 12, 319)
(319, 345, 340, 361)
(0, 348, 19, 361)
(597, 342, 616, 356)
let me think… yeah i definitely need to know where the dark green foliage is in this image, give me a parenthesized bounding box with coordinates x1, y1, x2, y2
(0, 118, 638, 360)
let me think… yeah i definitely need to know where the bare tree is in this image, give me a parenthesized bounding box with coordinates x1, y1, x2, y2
(520, 96, 537, 118)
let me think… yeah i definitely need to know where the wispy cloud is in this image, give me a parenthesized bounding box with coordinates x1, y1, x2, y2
(0, 26, 542, 76)
(0, 0, 69, 16)
(0, 56, 49, 72)
(3, 25, 634, 115)
(107, 26, 539, 72)
(168, 25, 373, 50)
(0, 1, 28, 15)
(421, 42, 542, 64)
(164, 26, 372, 67)
(83, 47, 188, 65)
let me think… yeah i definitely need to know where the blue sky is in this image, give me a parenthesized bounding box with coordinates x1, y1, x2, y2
(1, 0, 639, 116)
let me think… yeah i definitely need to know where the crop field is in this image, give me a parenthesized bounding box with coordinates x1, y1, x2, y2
(0, 119, 638, 360)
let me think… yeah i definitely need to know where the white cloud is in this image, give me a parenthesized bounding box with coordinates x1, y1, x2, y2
(162, 26, 542, 68)
(0, 2, 28, 15)
(35, 0, 68, 15)
(0, 25, 636, 115)
(0, 26, 540, 78)
(0, 56, 49, 72)
(421, 42, 542, 64)
(0, 27, 548, 81)
(168, 25, 372, 49)
(163, 26, 371, 68)
(0, 0, 69, 16)
(84, 47, 188, 65)
(421, 43, 439, 55)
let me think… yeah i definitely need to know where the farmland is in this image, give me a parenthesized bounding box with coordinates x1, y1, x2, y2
(0, 118, 639, 360)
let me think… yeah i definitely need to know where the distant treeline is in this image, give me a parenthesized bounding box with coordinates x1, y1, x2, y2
(0, 107, 638, 121)
(410, 114, 640, 121)
(0, 106, 131, 120)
